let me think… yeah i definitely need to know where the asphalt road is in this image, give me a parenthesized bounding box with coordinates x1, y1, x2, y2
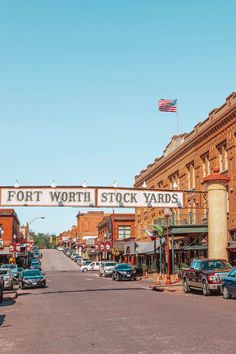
(1, 250, 236, 354)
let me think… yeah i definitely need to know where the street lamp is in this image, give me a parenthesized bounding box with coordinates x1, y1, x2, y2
(28, 216, 45, 225)
(164, 208, 172, 285)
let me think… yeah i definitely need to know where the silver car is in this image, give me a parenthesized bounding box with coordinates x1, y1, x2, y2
(99, 262, 117, 277)
(0, 269, 14, 290)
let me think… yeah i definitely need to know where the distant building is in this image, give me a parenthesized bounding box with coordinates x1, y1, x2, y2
(77, 211, 108, 246)
(97, 213, 135, 262)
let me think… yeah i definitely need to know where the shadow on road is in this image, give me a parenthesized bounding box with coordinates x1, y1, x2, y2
(0, 315, 6, 326)
(19, 287, 148, 296)
(0, 299, 16, 307)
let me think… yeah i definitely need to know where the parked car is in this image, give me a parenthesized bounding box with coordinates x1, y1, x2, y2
(222, 268, 236, 299)
(17, 267, 24, 279)
(81, 261, 92, 272)
(81, 261, 101, 272)
(182, 259, 232, 296)
(30, 260, 41, 270)
(77, 258, 89, 266)
(0, 264, 18, 284)
(0, 274, 4, 303)
(112, 263, 137, 281)
(73, 255, 81, 262)
(70, 253, 78, 260)
(0, 269, 14, 290)
(57, 246, 64, 251)
(99, 261, 117, 277)
(19, 269, 46, 289)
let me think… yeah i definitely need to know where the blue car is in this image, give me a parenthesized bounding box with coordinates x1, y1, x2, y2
(222, 268, 236, 299)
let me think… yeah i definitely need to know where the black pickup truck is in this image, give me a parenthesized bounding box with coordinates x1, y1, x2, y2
(182, 259, 232, 296)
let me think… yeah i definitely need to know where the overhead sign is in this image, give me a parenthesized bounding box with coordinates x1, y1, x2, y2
(1, 188, 96, 207)
(97, 188, 183, 208)
(0, 187, 183, 208)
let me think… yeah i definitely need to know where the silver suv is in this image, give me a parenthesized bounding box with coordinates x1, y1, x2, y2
(99, 261, 117, 277)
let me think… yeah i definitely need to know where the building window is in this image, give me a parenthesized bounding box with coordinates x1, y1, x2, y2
(169, 172, 179, 190)
(217, 142, 228, 172)
(201, 153, 210, 177)
(187, 162, 195, 189)
(118, 226, 131, 240)
(157, 181, 163, 189)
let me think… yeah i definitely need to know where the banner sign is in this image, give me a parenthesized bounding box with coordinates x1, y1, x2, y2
(97, 188, 183, 208)
(0, 187, 183, 208)
(1, 188, 96, 207)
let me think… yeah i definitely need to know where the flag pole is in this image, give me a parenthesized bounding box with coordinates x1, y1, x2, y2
(176, 99, 179, 135)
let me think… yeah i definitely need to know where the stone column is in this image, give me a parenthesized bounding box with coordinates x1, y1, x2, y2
(204, 167, 229, 260)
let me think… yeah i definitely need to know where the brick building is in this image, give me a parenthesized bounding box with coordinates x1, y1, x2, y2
(0, 209, 20, 248)
(134, 92, 236, 267)
(97, 213, 135, 261)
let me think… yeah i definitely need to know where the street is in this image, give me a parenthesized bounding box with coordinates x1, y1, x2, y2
(0, 250, 236, 354)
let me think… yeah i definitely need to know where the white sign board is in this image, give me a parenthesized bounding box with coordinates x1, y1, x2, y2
(1, 188, 96, 207)
(97, 189, 183, 208)
(0, 187, 183, 208)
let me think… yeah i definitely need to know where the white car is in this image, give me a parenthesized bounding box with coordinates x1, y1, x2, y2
(57, 246, 64, 251)
(0, 269, 14, 290)
(81, 261, 92, 272)
(99, 262, 117, 277)
(81, 262, 101, 272)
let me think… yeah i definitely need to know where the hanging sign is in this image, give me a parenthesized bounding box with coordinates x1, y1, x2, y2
(0, 187, 183, 208)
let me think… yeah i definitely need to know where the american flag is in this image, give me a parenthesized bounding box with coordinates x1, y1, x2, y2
(158, 99, 177, 112)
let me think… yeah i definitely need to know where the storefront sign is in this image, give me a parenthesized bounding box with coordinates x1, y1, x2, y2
(0, 187, 183, 208)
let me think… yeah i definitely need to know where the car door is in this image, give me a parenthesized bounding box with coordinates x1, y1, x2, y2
(194, 261, 203, 288)
(188, 261, 196, 287)
(228, 269, 236, 296)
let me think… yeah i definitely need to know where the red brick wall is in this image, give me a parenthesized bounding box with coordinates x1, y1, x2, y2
(0, 209, 20, 247)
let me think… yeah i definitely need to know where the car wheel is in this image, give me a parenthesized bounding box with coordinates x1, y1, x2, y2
(112, 273, 115, 280)
(183, 279, 190, 293)
(99, 272, 102, 277)
(133, 276, 137, 281)
(222, 286, 231, 299)
(83, 268, 88, 273)
(202, 281, 211, 296)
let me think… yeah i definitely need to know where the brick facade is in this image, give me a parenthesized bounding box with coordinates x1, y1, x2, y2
(134, 93, 236, 259)
(0, 209, 20, 247)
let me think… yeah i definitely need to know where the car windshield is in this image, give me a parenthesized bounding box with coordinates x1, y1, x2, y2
(117, 264, 132, 270)
(229, 269, 236, 277)
(202, 260, 232, 270)
(0, 270, 10, 275)
(84, 262, 91, 265)
(23, 270, 41, 277)
(104, 263, 117, 267)
(1, 264, 11, 268)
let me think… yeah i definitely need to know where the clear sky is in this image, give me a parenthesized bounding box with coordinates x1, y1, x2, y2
(0, 0, 235, 234)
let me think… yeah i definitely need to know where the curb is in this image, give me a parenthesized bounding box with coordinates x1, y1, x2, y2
(150, 285, 183, 293)
(3, 291, 18, 300)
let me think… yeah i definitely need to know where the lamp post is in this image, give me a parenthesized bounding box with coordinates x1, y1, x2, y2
(28, 216, 45, 225)
(164, 208, 172, 285)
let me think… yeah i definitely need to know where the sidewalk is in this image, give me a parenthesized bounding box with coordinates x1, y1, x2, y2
(140, 273, 183, 293)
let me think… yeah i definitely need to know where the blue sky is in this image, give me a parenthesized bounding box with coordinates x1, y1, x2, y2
(0, 0, 235, 234)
